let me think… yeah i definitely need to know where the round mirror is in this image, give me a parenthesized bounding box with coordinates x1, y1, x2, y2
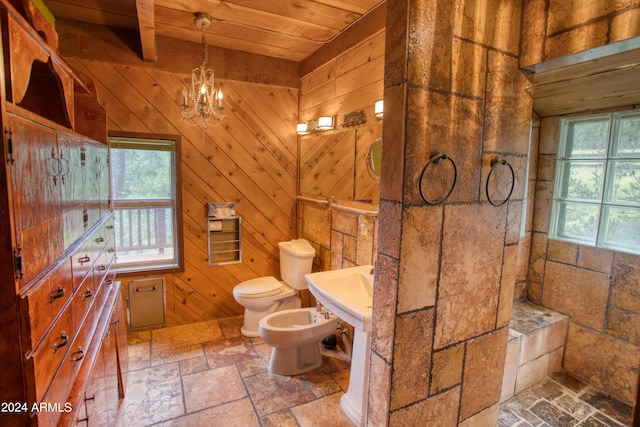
(366, 138, 382, 181)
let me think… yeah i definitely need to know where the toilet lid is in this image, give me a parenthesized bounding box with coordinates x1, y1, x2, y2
(234, 276, 286, 298)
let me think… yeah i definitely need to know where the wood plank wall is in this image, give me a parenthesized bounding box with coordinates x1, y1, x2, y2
(297, 29, 385, 271)
(298, 30, 385, 202)
(67, 58, 298, 327)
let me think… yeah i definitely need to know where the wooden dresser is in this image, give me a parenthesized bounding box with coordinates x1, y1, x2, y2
(0, 1, 127, 425)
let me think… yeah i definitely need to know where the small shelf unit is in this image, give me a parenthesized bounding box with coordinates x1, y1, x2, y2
(208, 216, 242, 265)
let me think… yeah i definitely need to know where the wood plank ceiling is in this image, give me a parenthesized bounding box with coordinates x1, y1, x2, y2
(41, 0, 385, 63)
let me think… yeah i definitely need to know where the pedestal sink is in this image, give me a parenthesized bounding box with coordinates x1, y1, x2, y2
(305, 265, 374, 427)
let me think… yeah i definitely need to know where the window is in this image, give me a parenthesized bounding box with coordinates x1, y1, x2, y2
(550, 111, 640, 255)
(109, 136, 183, 272)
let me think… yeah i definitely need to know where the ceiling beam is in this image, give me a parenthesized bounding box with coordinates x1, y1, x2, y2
(136, 0, 156, 62)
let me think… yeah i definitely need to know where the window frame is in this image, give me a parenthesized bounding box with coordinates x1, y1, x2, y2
(108, 132, 184, 275)
(549, 111, 640, 255)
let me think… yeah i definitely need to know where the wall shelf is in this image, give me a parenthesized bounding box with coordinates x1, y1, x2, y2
(208, 216, 242, 266)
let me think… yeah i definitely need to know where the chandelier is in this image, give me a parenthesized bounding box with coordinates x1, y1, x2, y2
(180, 13, 225, 128)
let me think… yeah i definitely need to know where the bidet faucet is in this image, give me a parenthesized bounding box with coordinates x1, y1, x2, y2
(316, 301, 322, 313)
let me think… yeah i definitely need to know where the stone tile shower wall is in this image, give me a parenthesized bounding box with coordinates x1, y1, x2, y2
(521, 0, 640, 408)
(369, 0, 532, 425)
(528, 115, 640, 405)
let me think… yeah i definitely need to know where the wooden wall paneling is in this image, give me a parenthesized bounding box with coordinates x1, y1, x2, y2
(219, 83, 297, 186)
(335, 54, 384, 97)
(181, 164, 281, 279)
(333, 80, 382, 118)
(301, 61, 337, 95)
(299, 78, 338, 113)
(334, 31, 385, 76)
(225, 83, 298, 177)
(300, 130, 355, 199)
(180, 138, 285, 260)
(63, 57, 297, 324)
(182, 136, 293, 249)
(300, 1, 386, 77)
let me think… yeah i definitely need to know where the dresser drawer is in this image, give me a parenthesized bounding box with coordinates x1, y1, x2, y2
(27, 258, 73, 349)
(93, 242, 115, 289)
(31, 305, 74, 403)
(71, 238, 95, 290)
(37, 311, 95, 427)
(72, 275, 100, 333)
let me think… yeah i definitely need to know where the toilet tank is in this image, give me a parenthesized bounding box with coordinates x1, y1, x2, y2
(278, 239, 315, 290)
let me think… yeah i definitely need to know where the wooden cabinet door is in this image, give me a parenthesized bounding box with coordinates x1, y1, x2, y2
(8, 112, 63, 286)
(58, 130, 85, 248)
(97, 144, 110, 217)
(83, 140, 104, 228)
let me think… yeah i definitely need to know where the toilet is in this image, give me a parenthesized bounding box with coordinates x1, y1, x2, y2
(233, 238, 316, 337)
(259, 307, 338, 375)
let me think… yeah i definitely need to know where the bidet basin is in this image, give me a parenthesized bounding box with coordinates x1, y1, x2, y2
(305, 264, 374, 332)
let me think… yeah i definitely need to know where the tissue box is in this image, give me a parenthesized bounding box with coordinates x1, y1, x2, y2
(207, 202, 236, 218)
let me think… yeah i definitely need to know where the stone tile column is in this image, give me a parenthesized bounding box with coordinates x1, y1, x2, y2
(368, 0, 533, 425)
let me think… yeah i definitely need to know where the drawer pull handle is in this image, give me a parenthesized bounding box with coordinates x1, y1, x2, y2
(78, 256, 91, 265)
(53, 332, 68, 353)
(71, 348, 85, 366)
(95, 236, 105, 243)
(108, 248, 115, 253)
(136, 285, 156, 293)
(82, 290, 93, 301)
(106, 279, 114, 286)
(95, 265, 107, 272)
(49, 286, 65, 303)
(106, 224, 114, 230)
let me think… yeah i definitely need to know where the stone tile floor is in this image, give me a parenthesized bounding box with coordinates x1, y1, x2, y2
(499, 371, 632, 427)
(116, 316, 633, 426)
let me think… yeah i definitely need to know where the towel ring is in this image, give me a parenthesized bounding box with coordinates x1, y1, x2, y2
(419, 151, 457, 205)
(486, 157, 515, 207)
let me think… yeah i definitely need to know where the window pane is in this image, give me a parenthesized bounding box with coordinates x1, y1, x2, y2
(564, 118, 609, 158)
(599, 206, 640, 254)
(556, 160, 605, 201)
(113, 206, 176, 264)
(111, 148, 172, 200)
(612, 112, 640, 158)
(606, 160, 640, 206)
(554, 201, 599, 244)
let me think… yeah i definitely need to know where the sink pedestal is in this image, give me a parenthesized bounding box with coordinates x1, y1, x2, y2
(341, 328, 371, 427)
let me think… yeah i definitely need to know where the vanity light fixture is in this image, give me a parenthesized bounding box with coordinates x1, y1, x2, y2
(296, 116, 335, 135)
(296, 123, 311, 135)
(316, 116, 334, 130)
(374, 99, 384, 119)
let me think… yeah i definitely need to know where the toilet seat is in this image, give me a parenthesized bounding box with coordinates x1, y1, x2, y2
(233, 276, 288, 299)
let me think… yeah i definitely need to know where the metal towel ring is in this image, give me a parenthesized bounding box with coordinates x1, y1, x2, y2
(419, 151, 457, 205)
(486, 157, 515, 207)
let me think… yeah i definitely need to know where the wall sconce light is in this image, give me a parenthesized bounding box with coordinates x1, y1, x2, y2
(316, 116, 334, 130)
(296, 123, 311, 135)
(296, 116, 335, 135)
(374, 99, 384, 119)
